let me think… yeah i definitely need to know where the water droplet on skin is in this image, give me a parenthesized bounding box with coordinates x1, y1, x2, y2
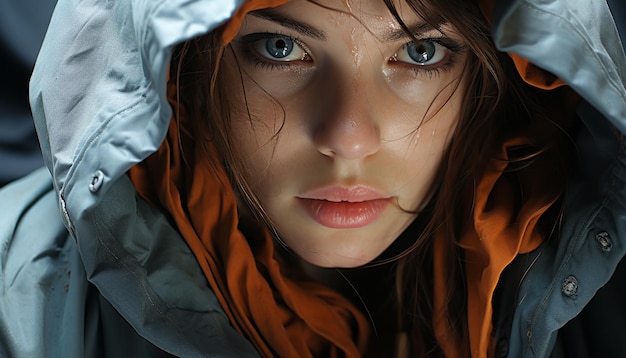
(342, 0, 353, 13)
(349, 25, 361, 89)
(349, 27, 359, 67)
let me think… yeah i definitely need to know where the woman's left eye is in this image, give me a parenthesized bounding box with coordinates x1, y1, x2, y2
(250, 34, 309, 62)
(392, 39, 448, 66)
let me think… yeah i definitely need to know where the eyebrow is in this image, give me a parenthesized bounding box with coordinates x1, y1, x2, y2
(382, 22, 441, 42)
(249, 9, 442, 43)
(249, 10, 327, 41)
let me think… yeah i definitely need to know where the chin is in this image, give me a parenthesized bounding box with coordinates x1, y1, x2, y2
(296, 249, 381, 269)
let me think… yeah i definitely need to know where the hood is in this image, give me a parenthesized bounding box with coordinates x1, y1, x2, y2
(29, 0, 626, 356)
(492, 0, 625, 126)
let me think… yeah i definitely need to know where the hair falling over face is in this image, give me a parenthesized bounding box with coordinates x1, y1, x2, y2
(170, 0, 574, 356)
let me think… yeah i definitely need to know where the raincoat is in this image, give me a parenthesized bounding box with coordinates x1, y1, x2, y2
(0, 0, 624, 357)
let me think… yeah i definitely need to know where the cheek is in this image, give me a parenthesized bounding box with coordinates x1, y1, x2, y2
(221, 68, 317, 187)
(220, 68, 278, 186)
(386, 81, 465, 209)
(385, 72, 459, 119)
(379, 71, 465, 161)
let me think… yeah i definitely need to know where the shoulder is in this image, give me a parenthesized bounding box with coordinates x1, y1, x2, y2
(0, 168, 84, 357)
(0, 167, 69, 267)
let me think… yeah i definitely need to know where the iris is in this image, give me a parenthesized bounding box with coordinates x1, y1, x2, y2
(406, 41, 436, 64)
(266, 37, 294, 59)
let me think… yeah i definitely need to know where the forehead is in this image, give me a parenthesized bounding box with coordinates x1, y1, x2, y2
(222, 0, 449, 44)
(271, 0, 422, 21)
(247, 0, 445, 41)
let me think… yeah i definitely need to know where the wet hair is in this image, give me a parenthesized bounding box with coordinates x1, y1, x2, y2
(170, 0, 572, 355)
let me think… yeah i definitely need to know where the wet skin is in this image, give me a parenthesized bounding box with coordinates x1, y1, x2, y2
(223, 0, 469, 268)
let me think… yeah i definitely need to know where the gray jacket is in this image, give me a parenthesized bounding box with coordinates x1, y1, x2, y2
(0, 0, 624, 357)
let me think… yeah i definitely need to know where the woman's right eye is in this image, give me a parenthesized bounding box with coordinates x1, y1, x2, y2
(244, 34, 311, 63)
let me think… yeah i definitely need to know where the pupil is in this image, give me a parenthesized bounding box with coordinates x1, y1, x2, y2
(416, 45, 429, 61)
(409, 41, 435, 64)
(267, 37, 293, 58)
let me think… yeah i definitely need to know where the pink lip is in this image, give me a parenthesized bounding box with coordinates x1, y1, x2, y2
(297, 186, 392, 229)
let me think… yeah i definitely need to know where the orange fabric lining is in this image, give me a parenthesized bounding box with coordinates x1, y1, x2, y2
(509, 53, 566, 90)
(129, 82, 369, 357)
(433, 136, 562, 357)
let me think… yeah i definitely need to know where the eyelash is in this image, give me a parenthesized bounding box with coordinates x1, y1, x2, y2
(235, 32, 465, 77)
(394, 38, 466, 78)
(237, 32, 312, 71)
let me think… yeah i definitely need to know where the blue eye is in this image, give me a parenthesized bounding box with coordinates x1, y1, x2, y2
(251, 35, 308, 62)
(407, 41, 436, 63)
(395, 40, 447, 66)
(265, 37, 294, 58)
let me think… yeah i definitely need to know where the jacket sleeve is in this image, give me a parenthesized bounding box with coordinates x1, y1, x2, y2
(0, 168, 88, 357)
(0, 167, 259, 357)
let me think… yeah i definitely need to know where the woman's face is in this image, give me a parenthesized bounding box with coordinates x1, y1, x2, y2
(223, 0, 469, 268)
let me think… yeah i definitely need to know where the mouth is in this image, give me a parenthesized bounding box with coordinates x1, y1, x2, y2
(297, 186, 392, 229)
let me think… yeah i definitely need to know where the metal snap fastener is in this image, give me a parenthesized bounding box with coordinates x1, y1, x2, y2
(561, 275, 578, 298)
(595, 231, 613, 253)
(89, 170, 104, 193)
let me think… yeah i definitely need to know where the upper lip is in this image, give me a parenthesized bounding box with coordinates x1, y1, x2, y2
(297, 185, 389, 202)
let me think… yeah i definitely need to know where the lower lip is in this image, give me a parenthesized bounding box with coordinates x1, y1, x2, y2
(299, 198, 391, 229)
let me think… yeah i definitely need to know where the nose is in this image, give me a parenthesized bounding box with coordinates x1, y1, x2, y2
(313, 86, 381, 160)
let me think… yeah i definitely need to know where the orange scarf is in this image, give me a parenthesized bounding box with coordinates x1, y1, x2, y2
(129, 83, 369, 357)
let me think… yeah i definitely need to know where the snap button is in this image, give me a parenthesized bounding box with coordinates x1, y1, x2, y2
(561, 275, 578, 298)
(595, 231, 613, 253)
(88, 170, 104, 193)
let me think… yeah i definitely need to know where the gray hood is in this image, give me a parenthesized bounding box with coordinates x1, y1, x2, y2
(493, 0, 625, 131)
